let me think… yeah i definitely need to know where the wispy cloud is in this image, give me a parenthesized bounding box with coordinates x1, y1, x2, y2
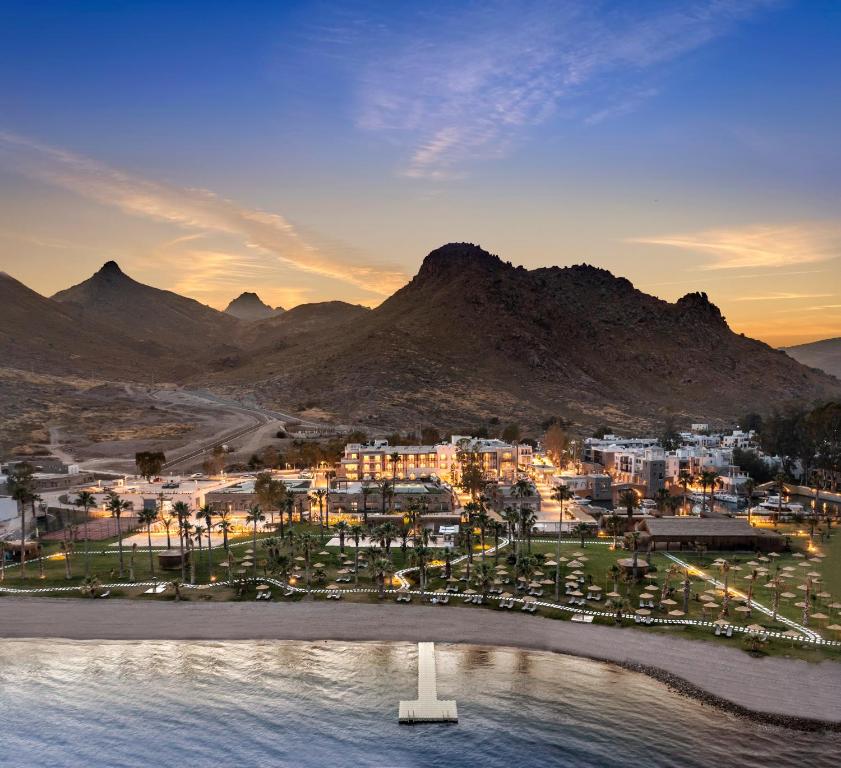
(0, 131, 408, 296)
(734, 292, 833, 302)
(355, 1, 777, 178)
(630, 221, 841, 270)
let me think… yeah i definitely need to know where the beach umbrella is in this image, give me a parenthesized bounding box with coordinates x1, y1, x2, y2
(702, 602, 719, 610)
(523, 595, 536, 603)
(828, 602, 841, 610)
(533, 570, 545, 577)
(660, 598, 677, 606)
(235, 568, 246, 575)
(668, 610, 685, 617)
(705, 589, 719, 596)
(782, 629, 801, 641)
(573, 551, 585, 557)
(570, 570, 584, 576)
(758, 556, 770, 563)
(781, 592, 796, 599)
(337, 568, 349, 574)
(318, 550, 330, 556)
(588, 585, 603, 592)
(544, 560, 557, 567)
(244, 548, 254, 554)
(327, 583, 339, 590)
(734, 605, 751, 613)
(817, 591, 831, 599)
(807, 571, 821, 578)
(558, 557, 569, 563)
(577, 556, 589, 562)
(218, 561, 230, 568)
(639, 592, 654, 600)
(713, 618, 729, 626)
(793, 552, 805, 559)
(745, 624, 765, 633)
(540, 578, 554, 586)
(607, 591, 621, 598)
(730, 565, 742, 572)
(797, 584, 809, 591)
(313, 562, 326, 569)
(256, 584, 270, 591)
(635, 608, 650, 616)
(811, 612, 829, 621)
(464, 589, 477, 595)
(768, 552, 780, 558)
(825, 624, 841, 632)
(794, 601, 807, 608)
(295, 556, 305, 562)
(571, 590, 584, 597)
(746, 560, 759, 566)
(500, 592, 513, 599)
(700, 594, 714, 602)
(797, 561, 810, 568)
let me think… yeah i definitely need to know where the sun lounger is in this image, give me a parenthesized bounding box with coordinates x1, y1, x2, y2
(725, 626, 733, 638)
(283, 588, 295, 597)
(714, 625, 722, 636)
(97, 590, 111, 599)
(440, 595, 449, 605)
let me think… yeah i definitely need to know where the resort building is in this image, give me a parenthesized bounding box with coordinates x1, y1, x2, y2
(327, 480, 456, 527)
(204, 476, 314, 514)
(338, 436, 531, 484)
(553, 472, 612, 501)
(489, 481, 541, 514)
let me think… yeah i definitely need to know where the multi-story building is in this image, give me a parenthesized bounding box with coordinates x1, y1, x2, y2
(327, 480, 455, 518)
(554, 472, 612, 501)
(338, 437, 531, 484)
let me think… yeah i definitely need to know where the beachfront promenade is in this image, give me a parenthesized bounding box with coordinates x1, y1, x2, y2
(2, 596, 840, 726)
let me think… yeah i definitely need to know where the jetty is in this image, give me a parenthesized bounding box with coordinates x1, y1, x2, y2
(398, 642, 458, 723)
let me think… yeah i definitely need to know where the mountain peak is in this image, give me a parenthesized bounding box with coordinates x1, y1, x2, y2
(416, 243, 505, 281)
(224, 291, 285, 321)
(97, 260, 125, 277)
(675, 291, 727, 326)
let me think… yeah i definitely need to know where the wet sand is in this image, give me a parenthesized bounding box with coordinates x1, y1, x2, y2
(2, 596, 839, 727)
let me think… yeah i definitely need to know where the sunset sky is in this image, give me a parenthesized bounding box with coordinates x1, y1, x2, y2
(1, 0, 839, 346)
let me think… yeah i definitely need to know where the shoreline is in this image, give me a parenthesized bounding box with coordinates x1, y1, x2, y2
(2, 596, 840, 731)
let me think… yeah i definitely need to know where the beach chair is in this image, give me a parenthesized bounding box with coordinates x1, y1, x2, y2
(98, 590, 111, 599)
(283, 588, 295, 597)
(441, 595, 450, 605)
(714, 625, 722, 636)
(725, 626, 733, 638)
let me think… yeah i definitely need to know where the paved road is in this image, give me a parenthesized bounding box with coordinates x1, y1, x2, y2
(2, 597, 839, 724)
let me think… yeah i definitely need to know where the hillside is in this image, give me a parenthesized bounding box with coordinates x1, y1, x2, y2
(52, 261, 240, 357)
(224, 292, 285, 321)
(783, 338, 841, 380)
(0, 271, 168, 379)
(203, 243, 841, 429)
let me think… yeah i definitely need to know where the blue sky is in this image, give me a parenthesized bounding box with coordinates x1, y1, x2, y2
(1, 0, 839, 344)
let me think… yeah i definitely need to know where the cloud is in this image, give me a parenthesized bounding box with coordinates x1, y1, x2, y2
(355, 1, 777, 178)
(0, 131, 408, 296)
(630, 221, 841, 270)
(733, 292, 834, 301)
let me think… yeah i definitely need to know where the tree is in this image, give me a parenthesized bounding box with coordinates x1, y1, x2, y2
(571, 522, 589, 549)
(389, 451, 401, 485)
(74, 490, 97, 578)
(501, 507, 520, 560)
(254, 472, 285, 530)
(543, 423, 569, 468)
(739, 412, 763, 433)
(420, 426, 440, 444)
(370, 556, 394, 599)
(106, 492, 131, 579)
(135, 451, 165, 480)
(677, 470, 693, 514)
(246, 505, 266, 581)
(172, 501, 191, 582)
(472, 560, 494, 600)
(412, 541, 432, 593)
(698, 469, 717, 515)
(349, 523, 363, 584)
(197, 504, 215, 575)
(202, 445, 226, 477)
(661, 415, 681, 451)
(605, 513, 622, 548)
(551, 484, 574, 602)
(618, 489, 639, 520)
(360, 483, 374, 525)
(310, 488, 328, 539)
(8, 463, 35, 579)
(138, 507, 158, 581)
(501, 423, 521, 443)
(334, 520, 350, 553)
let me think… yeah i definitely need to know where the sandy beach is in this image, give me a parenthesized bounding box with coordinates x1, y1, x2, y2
(2, 596, 839, 727)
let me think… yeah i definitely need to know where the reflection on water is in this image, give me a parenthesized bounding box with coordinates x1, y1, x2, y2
(0, 640, 837, 768)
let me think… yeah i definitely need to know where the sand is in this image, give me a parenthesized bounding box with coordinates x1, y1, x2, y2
(2, 596, 839, 726)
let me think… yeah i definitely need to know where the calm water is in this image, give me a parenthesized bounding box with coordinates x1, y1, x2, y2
(0, 640, 837, 768)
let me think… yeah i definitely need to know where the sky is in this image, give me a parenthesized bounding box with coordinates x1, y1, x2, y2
(1, 0, 839, 346)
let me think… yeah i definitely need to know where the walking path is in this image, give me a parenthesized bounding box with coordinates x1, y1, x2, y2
(1, 596, 839, 726)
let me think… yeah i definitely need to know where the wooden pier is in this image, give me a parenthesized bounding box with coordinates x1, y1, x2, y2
(398, 642, 458, 723)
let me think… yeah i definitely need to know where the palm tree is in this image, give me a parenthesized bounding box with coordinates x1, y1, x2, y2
(370, 556, 394, 598)
(10, 483, 33, 579)
(298, 532, 318, 589)
(474, 507, 490, 560)
(246, 505, 266, 581)
(106, 492, 131, 578)
(197, 504, 215, 576)
(138, 507, 158, 581)
(334, 520, 350, 553)
(618, 489, 639, 520)
(360, 483, 373, 525)
(774, 471, 786, 525)
(682, 568, 692, 614)
(605, 513, 622, 549)
(571, 522, 589, 549)
(718, 559, 731, 617)
(60, 536, 74, 579)
(311, 488, 328, 538)
(193, 524, 206, 578)
(412, 541, 431, 593)
(699, 469, 717, 515)
(389, 451, 400, 486)
(551, 484, 574, 602)
(74, 490, 97, 578)
(472, 560, 494, 600)
(171, 500, 191, 582)
(678, 470, 693, 514)
(501, 506, 520, 560)
(349, 523, 363, 584)
(511, 479, 534, 536)
(161, 513, 174, 549)
(491, 520, 504, 564)
(520, 509, 538, 553)
(626, 531, 641, 582)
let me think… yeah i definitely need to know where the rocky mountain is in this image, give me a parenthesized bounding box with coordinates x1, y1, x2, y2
(224, 291, 285, 321)
(0, 270, 169, 379)
(203, 243, 841, 430)
(52, 261, 239, 357)
(3, 246, 840, 434)
(783, 337, 841, 379)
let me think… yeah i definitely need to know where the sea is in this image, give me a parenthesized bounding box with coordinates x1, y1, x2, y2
(1, 640, 838, 768)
